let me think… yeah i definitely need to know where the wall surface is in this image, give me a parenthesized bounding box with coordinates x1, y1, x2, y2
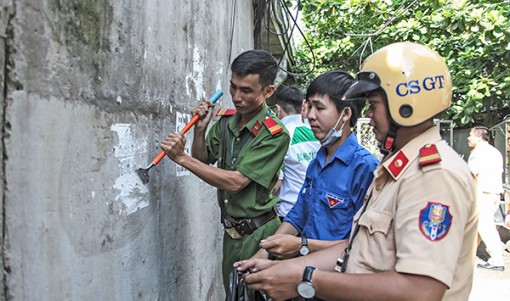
(1, 0, 254, 300)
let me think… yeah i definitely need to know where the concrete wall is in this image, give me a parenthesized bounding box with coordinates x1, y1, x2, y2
(1, 0, 254, 300)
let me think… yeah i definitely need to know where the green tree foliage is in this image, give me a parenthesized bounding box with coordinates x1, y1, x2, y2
(292, 0, 510, 127)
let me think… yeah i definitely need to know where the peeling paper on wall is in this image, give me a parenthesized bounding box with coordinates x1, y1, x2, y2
(111, 124, 150, 215)
(176, 111, 192, 176)
(185, 46, 205, 98)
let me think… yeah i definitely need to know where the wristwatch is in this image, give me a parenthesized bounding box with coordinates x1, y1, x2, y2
(299, 236, 310, 256)
(297, 266, 316, 299)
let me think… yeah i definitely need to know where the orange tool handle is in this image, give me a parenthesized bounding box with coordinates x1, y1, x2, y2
(150, 114, 199, 165)
(152, 90, 224, 166)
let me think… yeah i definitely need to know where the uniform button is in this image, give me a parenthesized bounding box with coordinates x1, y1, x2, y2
(236, 137, 241, 142)
(394, 159, 403, 168)
(223, 199, 228, 204)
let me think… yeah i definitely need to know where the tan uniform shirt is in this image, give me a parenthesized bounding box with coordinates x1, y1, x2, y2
(345, 126, 478, 301)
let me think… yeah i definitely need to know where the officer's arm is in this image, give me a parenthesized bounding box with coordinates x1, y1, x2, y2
(174, 154, 251, 192)
(313, 271, 446, 301)
(191, 126, 209, 163)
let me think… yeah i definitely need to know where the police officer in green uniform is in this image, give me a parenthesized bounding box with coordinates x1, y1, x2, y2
(161, 49, 290, 292)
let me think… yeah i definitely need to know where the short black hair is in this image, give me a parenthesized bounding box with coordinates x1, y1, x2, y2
(275, 86, 303, 114)
(231, 50, 278, 88)
(306, 70, 361, 125)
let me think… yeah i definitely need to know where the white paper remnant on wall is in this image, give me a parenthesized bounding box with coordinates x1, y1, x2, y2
(111, 123, 150, 215)
(176, 111, 192, 176)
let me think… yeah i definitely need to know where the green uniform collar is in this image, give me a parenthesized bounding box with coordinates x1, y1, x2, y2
(228, 102, 271, 136)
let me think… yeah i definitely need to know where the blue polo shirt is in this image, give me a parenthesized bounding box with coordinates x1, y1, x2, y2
(284, 133, 379, 240)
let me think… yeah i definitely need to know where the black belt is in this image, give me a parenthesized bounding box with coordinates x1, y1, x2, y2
(223, 209, 277, 238)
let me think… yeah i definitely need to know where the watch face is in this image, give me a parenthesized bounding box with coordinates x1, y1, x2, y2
(297, 281, 316, 298)
(299, 245, 310, 256)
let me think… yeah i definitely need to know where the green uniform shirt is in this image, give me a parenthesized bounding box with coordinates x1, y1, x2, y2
(206, 103, 290, 218)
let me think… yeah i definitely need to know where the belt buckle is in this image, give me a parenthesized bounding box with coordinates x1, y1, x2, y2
(225, 227, 243, 240)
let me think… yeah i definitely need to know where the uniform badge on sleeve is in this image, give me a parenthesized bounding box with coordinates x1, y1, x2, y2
(419, 202, 452, 241)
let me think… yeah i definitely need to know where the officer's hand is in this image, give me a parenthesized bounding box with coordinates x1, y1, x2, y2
(242, 260, 303, 301)
(161, 132, 187, 163)
(191, 97, 215, 132)
(233, 258, 277, 274)
(259, 234, 300, 259)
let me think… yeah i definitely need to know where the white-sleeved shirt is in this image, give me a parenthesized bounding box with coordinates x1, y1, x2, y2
(468, 141, 503, 194)
(276, 115, 321, 217)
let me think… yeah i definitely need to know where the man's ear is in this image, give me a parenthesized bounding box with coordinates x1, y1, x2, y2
(264, 84, 276, 99)
(343, 107, 353, 123)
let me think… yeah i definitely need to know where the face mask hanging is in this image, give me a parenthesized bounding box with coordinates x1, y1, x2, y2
(320, 108, 347, 147)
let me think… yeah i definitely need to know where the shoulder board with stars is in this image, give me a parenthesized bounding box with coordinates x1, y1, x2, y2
(419, 144, 442, 167)
(262, 117, 283, 135)
(215, 109, 236, 116)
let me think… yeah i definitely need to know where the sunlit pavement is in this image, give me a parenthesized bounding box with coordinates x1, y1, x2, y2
(469, 226, 510, 301)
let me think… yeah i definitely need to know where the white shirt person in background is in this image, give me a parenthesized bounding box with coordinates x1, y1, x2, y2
(273, 86, 321, 219)
(468, 126, 506, 271)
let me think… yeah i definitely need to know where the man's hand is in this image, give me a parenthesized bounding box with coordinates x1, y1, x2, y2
(161, 133, 187, 163)
(235, 259, 303, 301)
(260, 234, 301, 259)
(191, 97, 215, 132)
(272, 179, 283, 195)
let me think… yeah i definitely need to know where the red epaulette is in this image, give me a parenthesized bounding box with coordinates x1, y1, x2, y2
(388, 151, 409, 178)
(262, 117, 283, 135)
(251, 121, 263, 137)
(419, 144, 442, 167)
(216, 109, 236, 116)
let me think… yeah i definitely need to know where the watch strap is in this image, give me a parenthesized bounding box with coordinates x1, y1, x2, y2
(301, 235, 308, 247)
(302, 266, 316, 282)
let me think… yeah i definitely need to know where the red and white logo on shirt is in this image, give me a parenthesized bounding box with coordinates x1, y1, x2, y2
(326, 193, 344, 208)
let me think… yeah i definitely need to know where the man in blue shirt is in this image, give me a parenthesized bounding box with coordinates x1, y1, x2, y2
(252, 70, 379, 259)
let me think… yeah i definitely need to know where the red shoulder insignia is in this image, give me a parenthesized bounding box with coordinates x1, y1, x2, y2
(419, 144, 441, 167)
(216, 109, 236, 116)
(388, 151, 409, 178)
(251, 121, 262, 137)
(262, 117, 283, 135)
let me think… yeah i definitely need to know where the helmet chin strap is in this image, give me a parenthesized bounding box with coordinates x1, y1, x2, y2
(380, 122, 399, 156)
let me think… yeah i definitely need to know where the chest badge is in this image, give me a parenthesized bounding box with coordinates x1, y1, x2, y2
(326, 193, 344, 208)
(419, 202, 452, 241)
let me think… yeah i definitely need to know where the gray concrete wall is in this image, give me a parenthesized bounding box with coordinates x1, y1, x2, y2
(1, 0, 254, 300)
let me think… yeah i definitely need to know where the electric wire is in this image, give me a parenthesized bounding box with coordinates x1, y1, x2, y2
(256, 0, 316, 78)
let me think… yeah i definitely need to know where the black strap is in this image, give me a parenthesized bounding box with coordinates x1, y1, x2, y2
(219, 117, 230, 224)
(340, 191, 372, 272)
(380, 122, 399, 156)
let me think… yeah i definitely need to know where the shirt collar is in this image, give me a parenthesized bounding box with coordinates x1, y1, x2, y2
(382, 126, 442, 180)
(229, 102, 271, 136)
(317, 132, 358, 167)
(280, 114, 302, 125)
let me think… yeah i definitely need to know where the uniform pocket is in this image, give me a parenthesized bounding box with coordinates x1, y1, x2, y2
(354, 209, 396, 272)
(358, 210, 393, 235)
(320, 191, 351, 209)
